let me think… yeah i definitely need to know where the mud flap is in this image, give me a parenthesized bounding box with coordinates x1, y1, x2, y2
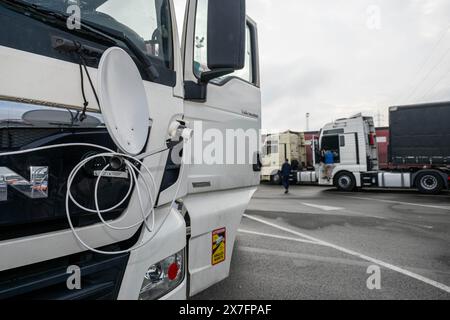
(183, 187, 256, 297)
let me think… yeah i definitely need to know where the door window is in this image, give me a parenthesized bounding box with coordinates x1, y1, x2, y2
(194, 0, 254, 84)
(321, 135, 341, 163)
(339, 135, 346, 147)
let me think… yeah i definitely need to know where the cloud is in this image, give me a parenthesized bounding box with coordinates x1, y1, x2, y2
(173, 0, 450, 131)
(246, 0, 450, 131)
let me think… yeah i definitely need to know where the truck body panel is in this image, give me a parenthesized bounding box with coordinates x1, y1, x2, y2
(389, 102, 450, 167)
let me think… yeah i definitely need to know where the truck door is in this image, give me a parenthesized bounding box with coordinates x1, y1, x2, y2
(181, 0, 261, 296)
(339, 133, 358, 165)
(318, 134, 340, 185)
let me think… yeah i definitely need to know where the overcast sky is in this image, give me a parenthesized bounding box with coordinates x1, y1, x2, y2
(174, 0, 450, 132)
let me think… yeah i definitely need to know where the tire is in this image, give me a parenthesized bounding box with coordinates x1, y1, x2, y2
(270, 173, 282, 185)
(416, 172, 443, 195)
(334, 172, 356, 192)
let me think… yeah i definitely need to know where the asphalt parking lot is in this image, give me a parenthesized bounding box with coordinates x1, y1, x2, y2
(194, 185, 450, 300)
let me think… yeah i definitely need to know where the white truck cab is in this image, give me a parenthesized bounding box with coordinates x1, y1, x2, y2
(261, 131, 306, 184)
(0, 0, 261, 300)
(313, 114, 378, 190)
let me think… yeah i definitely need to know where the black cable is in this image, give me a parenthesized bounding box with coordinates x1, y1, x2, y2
(75, 42, 100, 122)
(78, 63, 89, 122)
(79, 54, 100, 107)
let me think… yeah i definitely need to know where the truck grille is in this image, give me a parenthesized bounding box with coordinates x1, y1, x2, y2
(0, 242, 132, 300)
(0, 129, 132, 241)
(0, 128, 60, 150)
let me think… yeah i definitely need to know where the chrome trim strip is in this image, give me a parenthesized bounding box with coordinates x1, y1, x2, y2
(0, 98, 104, 129)
(0, 95, 99, 113)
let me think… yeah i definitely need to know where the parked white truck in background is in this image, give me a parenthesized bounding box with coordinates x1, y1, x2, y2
(261, 131, 306, 184)
(298, 103, 450, 194)
(0, 0, 261, 300)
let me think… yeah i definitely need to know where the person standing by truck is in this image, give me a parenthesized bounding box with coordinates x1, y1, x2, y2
(281, 159, 292, 194)
(324, 148, 335, 181)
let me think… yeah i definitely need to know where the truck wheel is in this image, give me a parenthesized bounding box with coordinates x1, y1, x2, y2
(416, 172, 443, 194)
(334, 172, 356, 192)
(270, 173, 282, 185)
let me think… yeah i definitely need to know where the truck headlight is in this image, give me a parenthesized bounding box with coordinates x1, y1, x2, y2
(139, 250, 185, 300)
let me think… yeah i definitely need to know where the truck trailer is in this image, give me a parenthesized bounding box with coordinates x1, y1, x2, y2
(297, 102, 450, 194)
(0, 0, 261, 300)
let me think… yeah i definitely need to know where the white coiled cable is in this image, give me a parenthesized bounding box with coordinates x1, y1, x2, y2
(0, 142, 185, 255)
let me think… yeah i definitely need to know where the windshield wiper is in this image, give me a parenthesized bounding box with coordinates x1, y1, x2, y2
(2, 0, 159, 80)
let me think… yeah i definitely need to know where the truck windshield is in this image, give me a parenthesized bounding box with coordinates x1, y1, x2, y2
(20, 0, 173, 69)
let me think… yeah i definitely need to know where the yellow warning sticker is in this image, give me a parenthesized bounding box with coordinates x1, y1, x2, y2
(212, 228, 226, 266)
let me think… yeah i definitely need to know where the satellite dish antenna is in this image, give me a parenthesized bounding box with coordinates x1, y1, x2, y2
(98, 47, 150, 156)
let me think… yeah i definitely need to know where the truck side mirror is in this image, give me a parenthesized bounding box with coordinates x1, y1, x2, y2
(201, 0, 246, 82)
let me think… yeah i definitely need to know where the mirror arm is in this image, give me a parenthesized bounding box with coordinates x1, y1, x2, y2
(184, 68, 235, 102)
(200, 68, 235, 83)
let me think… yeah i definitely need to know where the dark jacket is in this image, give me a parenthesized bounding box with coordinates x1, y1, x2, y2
(281, 162, 292, 177)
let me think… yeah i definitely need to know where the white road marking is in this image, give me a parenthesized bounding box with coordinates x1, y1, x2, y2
(239, 246, 370, 267)
(345, 196, 450, 211)
(243, 214, 450, 293)
(238, 229, 322, 245)
(301, 202, 345, 211)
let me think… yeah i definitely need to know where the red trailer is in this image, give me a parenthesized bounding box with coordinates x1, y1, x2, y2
(304, 131, 319, 169)
(375, 127, 389, 169)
